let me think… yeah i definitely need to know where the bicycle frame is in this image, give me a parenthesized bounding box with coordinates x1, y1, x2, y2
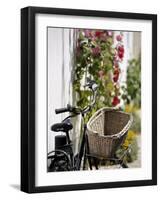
(48, 81, 98, 171)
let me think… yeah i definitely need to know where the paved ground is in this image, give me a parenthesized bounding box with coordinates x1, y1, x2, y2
(99, 135, 141, 170)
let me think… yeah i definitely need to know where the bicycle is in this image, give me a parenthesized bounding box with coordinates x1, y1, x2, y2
(47, 78, 98, 172)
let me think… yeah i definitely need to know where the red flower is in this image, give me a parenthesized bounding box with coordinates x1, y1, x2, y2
(92, 47, 101, 57)
(118, 45, 124, 53)
(112, 96, 120, 106)
(117, 45, 124, 59)
(113, 68, 120, 82)
(114, 68, 120, 75)
(116, 34, 122, 41)
(113, 74, 119, 82)
(95, 31, 102, 37)
(118, 52, 124, 59)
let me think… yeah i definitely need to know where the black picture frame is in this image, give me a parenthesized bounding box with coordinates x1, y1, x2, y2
(21, 6, 157, 193)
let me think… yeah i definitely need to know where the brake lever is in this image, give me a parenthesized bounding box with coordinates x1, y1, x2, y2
(66, 104, 81, 114)
(84, 78, 98, 91)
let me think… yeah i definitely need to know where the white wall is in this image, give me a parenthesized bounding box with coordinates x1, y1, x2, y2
(0, 0, 160, 200)
(48, 28, 74, 152)
(48, 28, 64, 152)
(47, 27, 80, 153)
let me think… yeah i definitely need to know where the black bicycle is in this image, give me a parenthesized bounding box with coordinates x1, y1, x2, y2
(47, 78, 98, 172)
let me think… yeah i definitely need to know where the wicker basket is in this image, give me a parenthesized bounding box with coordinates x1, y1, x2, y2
(87, 107, 133, 158)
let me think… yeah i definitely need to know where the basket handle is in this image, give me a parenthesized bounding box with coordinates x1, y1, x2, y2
(114, 113, 133, 138)
(87, 107, 121, 125)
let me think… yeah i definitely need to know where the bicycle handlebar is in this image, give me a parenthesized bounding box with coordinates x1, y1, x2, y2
(55, 107, 70, 114)
(55, 104, 74, 114)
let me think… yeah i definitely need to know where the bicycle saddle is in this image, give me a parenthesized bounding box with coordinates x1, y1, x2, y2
(51, 121, 73, 132)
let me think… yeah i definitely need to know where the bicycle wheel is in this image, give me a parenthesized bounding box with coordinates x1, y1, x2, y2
(47, 150, 72, 172)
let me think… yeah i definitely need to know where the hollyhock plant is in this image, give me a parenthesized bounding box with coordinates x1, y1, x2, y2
(100, 34, 108, 42)
(113, 68, 120, 82)
(112, 96, 120, 106)
(114, 83, 121, 96)
(114, 62, 119, 68)
(95, 31, 102, 37)
(113, 70, 120, 82)
(92, 46, 101, 57)
(113, 67, 120, 82)
(117, 45, 124, 60)
(98, 70, 104, 79)
(114, 68, 120, 76)
(106, 31, 113, 37)
(113, 59, 119, 68)
(118, 51, 124, 59)
(74, 29, 124, 112)
(113, 75, 119, 82)
(84, 30, 92, 38)
(118, 45, 124, 53)
(111, 32, 124, 107)
(116, 34, 122, 41)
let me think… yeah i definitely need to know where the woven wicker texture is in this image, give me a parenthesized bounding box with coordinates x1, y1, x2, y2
(87, 107, 133, 158)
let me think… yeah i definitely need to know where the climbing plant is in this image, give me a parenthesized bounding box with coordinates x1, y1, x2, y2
(73, 29, 125, 120)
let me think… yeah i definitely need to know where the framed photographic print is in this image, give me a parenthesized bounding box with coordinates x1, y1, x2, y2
(21, 6, 157, 193)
